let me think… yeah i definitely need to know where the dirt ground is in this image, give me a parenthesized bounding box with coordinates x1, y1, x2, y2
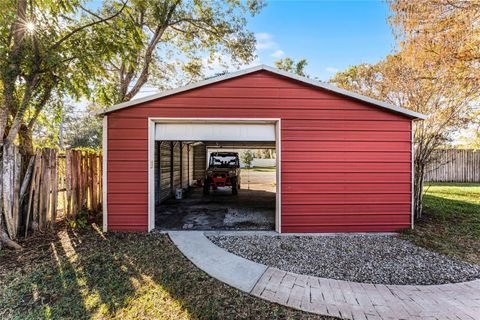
(155, 171, 276, 230)
(240, 170, 276, 192)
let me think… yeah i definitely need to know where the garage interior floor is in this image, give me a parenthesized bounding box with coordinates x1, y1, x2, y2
(156, 171, 276, 231)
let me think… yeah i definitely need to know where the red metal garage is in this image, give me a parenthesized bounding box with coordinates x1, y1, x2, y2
(98, 65, 425, 233)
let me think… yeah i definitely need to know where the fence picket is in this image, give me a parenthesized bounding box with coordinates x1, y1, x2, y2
(2, 148, 103, 237)
(65, 150, 72, 218)
(51, 150, 58, 227)
(92, 155, 97, 211)
(425, 149, 480, 182)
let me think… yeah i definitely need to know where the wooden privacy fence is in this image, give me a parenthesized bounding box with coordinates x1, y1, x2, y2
(63, 150, 102, 219)
(425, 149, 480, 182)
(2, 147, 102, 240)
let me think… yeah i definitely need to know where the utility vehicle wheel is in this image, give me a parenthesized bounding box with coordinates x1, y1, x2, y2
(231, 177, 238, 195)
(203, 178, 210, 195)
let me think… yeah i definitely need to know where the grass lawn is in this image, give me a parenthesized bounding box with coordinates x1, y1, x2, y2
(0, 224, 331, 320)
(402, 183, 480, 264)
(2, 183, 478, 319)
(243, 166, 276, 172)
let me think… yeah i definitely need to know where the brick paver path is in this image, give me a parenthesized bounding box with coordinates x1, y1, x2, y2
(170, 231, 480, 320)
(251, 267, 480, 320)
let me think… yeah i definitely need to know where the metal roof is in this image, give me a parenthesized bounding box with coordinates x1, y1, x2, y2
(97, 64, 426, 120)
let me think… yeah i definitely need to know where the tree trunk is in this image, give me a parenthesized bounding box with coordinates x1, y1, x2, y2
(0, 145, 22, 250)
(18, 124, 34, 183)
(413, 160, 426, 220)
(0, 228, 22, 250)
(18, 124, 34, 157)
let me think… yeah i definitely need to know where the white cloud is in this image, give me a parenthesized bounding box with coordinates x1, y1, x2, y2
(256, 41, 276, 50)
(326, 67, 339, 73)
(255, 32, 272, 41)
(255, 32, 277, 50)
(271, 50, 285, 58)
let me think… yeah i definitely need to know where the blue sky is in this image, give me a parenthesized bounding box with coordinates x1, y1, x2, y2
(250, 0, 396, 80)
(85, 0, 396, 82)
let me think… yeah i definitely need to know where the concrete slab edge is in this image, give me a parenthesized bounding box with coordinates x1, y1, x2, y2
(203, 230, 398, 237)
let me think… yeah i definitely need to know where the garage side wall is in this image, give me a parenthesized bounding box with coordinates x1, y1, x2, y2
(158, 141, 172, 203)
(182, 144, 189, 187)
(193, 144, 206, 182)
(106, 71, 412, 232)
(155, 141, 193, 205)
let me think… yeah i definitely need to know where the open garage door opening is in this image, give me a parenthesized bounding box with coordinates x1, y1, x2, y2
(150, 119, 280, 232)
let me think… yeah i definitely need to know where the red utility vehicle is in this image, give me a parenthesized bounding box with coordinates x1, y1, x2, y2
(203, 152, 241, 195)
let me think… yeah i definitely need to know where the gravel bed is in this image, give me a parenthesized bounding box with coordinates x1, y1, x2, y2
(207, 235, 480, 285)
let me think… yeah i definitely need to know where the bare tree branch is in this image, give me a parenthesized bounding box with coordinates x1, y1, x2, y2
(123, 1, 180, 101)
(48, 1, 128, 53)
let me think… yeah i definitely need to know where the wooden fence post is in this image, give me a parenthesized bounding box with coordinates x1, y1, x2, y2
(98, 154, 101, 209)
(92, 155, 97, 211)
(25, 150, 41, 237)
(66, 150, 72, 219)
(51, 149, 58, 227)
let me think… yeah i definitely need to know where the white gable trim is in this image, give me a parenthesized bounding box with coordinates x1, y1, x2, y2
(97, 65, 426, 120)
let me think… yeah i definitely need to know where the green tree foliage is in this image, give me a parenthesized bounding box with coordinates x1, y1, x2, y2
(32, 95, 65, 149)
(0, 0, 264, 151)
(0, 0, 128, 248)
(240, 150, 255, 167)
(0, 1, 263, 247)
(0, 0, 127, 156)
(255, 149, 275, 159)
(274, 57, 308, 77)
(64, 113, 102, 150)
(94, 0, 265, 106)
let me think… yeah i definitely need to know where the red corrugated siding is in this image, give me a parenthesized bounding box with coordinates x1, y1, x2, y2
(106, 70, 412, 232)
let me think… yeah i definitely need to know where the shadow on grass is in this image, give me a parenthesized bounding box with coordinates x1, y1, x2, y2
(0, 224, 331, 320)
(403, 193, 480, 265)
(0, 227, 139, 319)
(3, 185, 479, 319)
(422, 193, 480, 223)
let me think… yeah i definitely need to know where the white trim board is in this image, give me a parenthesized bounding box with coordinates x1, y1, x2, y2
(97, 65, 427, 120)
(411, 122, 415, 230)
(102, 116, 108, 232)
(149, 118, 282, 233)
(148, 119, 156, 231)
(275, 119, 281, 233)
(155, 122, 276, 141)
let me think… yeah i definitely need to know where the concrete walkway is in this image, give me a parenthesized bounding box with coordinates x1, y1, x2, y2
(169, 231, 480, 320)
(169, 231, 267, 292)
